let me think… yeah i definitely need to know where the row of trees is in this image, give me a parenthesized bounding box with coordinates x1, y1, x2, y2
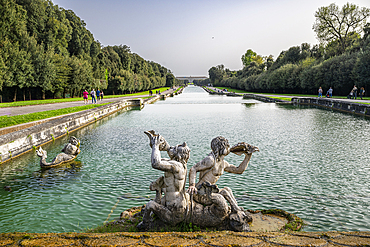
(0, 0, 178, 102)
(204, 3, 370, 96)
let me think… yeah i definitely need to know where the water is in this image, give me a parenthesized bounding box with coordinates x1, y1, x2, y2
(1, 85, 370, 232)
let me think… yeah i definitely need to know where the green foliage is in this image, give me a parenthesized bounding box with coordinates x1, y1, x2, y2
(0, 0, 173, 102)
(165, 73, 175, 87)
(241, 49, 257, 67)
(0, 103, 108, 128)
(313, 3, 370, 54)
(208, 64, 226, 85)
(211, 9, 370, 97)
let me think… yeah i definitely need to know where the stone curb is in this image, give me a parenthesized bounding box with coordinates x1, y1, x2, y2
(0, 87, 184, 164)
(0, 99, 142, 164)
(1, 231, 370, 246)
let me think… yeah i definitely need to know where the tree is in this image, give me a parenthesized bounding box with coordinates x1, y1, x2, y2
(313, 3, 370, 54)
(241, 49, 257, 67)
(208, 64, 225, 85)
(165, 73, 175, 87)
(265, 55, 274, 70)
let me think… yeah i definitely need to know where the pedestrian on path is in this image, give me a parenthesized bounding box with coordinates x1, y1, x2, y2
(100, 90, 104, 100)
(359, 87, 365, 100)
(352, 85, 358, 99)
(91, 89, 96, 104)
(96, 89, 101, 101)
(318, 87, 323, 97)
(328, 87, 333, 98)
(83, 90, 89, 104)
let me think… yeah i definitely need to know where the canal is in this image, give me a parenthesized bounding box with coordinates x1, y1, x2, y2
(0, 85, 369, 232)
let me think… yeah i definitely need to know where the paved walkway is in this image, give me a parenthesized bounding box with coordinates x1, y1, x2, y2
(208, 87, 370, 104)
(1, 231, 370, 246)
(0, 88, 177, 117)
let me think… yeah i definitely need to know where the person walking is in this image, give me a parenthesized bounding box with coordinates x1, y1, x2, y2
(96, 89, 100, 101)
(91, 89, 96, 104)
(328, 87, 333, 98)
(359, 87, 365, 100)
(318, 87, 323, 97)
(100, 90, 104, 100)
(83, 90, 89, 104)
(352, 85, 358, 99)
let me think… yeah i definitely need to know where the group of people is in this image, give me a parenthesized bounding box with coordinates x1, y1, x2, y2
(347, 85, 366, 100)
(318, 85, 366, 99)
(148, 90, 161, 96)
(318, 87, 333, 98)
(82, 89, 104, 104)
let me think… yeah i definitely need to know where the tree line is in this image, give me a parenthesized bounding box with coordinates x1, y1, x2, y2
(0, 0, 179, 102)
(202, 3, 370, 96)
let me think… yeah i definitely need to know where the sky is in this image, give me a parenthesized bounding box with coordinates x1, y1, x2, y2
(52, 0, 370, 77)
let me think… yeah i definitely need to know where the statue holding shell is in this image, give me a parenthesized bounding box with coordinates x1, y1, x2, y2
(139, 131, 259, 232)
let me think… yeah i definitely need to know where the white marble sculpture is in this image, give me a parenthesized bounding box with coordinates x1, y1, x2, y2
(138, 131, 259, 232)
(138, 131, 191, 229)
(36, 136, 80, 168)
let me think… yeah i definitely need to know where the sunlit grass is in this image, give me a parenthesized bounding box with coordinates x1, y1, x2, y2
(213, 86, 370, 100)
(268, 96, 292, 101)
(0, 103, 109, 129)
(0, 87, 170, 108)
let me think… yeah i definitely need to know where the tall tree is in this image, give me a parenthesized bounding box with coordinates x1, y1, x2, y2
(313, 3, 370, 54)
(241, 49, 257, 67)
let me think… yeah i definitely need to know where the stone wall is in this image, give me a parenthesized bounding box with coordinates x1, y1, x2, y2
(291, 97, 370, 117)
(0, 86, 186, 164)
(0, 99, 142, 164)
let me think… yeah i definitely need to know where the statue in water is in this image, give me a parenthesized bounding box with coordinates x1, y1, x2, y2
(139, 131, 259, 232)
(36, 136, 80, 169)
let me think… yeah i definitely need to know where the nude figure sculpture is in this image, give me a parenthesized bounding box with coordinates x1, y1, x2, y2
(138, 132, 259, 232)
(187, 136, 259, 230)
(137, 131, 191, 229)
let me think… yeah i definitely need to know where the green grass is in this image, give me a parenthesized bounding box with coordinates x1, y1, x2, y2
(213, 86, 370, 100)
(0, 103, 109, 129)
(269, 96, 292, 101)
(0, 87, 170, 108)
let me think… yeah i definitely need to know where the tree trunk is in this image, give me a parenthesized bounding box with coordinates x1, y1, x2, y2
(23, 89, 26, 101)
(63, 88, 66, 98)
(13, 87, 17, 102)
(42, 91, 45, 100)
(29, 90, 32, 101)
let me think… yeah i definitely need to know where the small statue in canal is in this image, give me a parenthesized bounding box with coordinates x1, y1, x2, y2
(36, 136, 81, 169)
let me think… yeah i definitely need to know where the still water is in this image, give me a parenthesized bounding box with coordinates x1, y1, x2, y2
(1, 85, 370, 233)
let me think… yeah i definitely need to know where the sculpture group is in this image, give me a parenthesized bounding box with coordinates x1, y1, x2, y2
(138, 130, 259, 232)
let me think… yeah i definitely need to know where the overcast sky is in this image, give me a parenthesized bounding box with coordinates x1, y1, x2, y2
(52, 0, 370, 77)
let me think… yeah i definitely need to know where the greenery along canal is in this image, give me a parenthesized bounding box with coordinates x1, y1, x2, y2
(1, 85, 370, 233)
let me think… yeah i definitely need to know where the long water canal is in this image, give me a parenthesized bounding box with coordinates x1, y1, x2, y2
(1, 85, 370, 232)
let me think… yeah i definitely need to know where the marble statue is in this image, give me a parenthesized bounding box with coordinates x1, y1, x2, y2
(36, 136, 81, 169)
(138, 131, 191, 229)
(139, 131, 259, 232)
(187, 136, 259, 231)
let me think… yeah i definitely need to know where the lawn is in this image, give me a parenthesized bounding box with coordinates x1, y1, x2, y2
(0, 87, 170, 108)
(213, 87, 370, 100)
(0, 103, 109, 129)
